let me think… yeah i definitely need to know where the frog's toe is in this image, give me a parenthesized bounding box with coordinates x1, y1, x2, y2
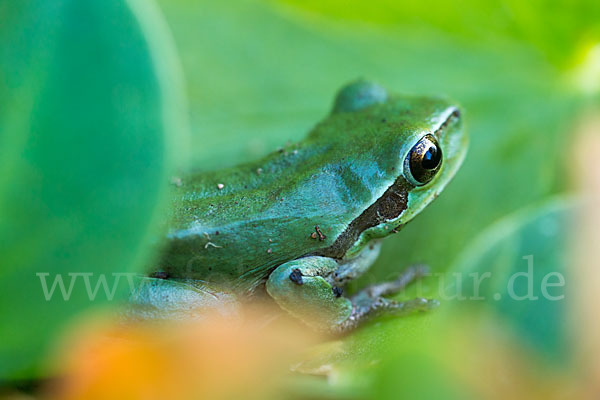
(357, 264, 431, 299)
(338, 296, 439, 332)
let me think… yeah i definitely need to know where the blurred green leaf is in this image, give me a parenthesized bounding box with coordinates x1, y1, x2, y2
(445, 197, 575, 364)
(277, 0, 600, 69)
(0, 0, 188, 379)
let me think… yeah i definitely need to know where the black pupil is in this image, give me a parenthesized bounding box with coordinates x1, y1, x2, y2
(421, 145, 440, 169)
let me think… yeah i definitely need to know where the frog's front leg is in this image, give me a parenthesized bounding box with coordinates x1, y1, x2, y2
(266, 256, 353, 330)
(266, 253, 437, 332)
(355, 264, 431, 298)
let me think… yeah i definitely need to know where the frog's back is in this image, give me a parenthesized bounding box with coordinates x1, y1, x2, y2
(159, 138, 388, 292)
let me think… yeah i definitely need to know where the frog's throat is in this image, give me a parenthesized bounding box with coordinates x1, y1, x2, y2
(312, 175, 412, 260)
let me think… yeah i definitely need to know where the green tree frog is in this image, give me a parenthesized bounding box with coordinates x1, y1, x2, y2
(130, 80, 467, 332)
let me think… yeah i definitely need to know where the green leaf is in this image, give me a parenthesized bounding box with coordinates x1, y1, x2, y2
(0, 0, 188, 379)
(445, 197, 575, 364)
(277, 0, 600, 69)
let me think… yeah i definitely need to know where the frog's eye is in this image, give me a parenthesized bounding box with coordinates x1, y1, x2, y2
(404, 134, 442, 185)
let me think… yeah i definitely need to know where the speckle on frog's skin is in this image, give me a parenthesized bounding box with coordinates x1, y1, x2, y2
(217, 183, 225, 190)
(268, 238, 273, 243)
(267, 248, 272, 254)
(256, 168, 263, 175)
(289, 268, 303, 285)
(315, 225, 327, 241)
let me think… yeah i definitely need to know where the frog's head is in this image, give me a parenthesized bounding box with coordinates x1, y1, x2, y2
(328, 79, 468, 257)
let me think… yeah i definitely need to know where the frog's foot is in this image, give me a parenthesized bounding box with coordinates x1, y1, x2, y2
(357, 264, 430, 298)
(331, 264, 436, 332)
(266, 258, 437, 333)
(337, 296, 439, 333)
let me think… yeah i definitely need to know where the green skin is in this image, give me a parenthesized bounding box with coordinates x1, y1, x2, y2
(130, 80, 467, 332)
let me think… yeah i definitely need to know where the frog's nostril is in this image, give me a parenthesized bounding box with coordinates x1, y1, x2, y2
(437, 108, 460, 134)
